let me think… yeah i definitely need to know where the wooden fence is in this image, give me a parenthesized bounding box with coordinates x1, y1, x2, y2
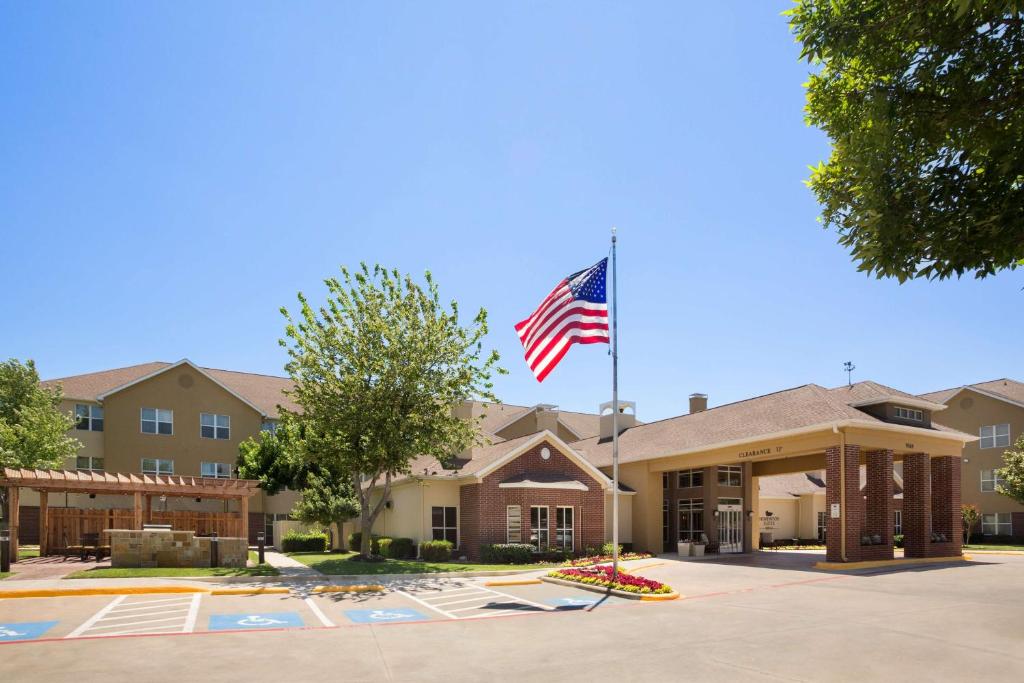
(46, 508, 242, 551)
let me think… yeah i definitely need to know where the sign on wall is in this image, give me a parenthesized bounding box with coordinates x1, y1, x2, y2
(830, 503, 840, 519)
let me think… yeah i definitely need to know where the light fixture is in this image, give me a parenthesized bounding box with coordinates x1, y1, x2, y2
(747, 510, 754, 519)
(712, 510, 719, 518)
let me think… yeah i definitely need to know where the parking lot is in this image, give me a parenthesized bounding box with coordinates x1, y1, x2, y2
(2, 554, 1023, 682)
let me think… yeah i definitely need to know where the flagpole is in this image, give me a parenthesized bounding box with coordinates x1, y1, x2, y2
(610, 226, 620, 580)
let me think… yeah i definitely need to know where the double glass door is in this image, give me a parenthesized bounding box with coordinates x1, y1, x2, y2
(718, 503, 743, 553)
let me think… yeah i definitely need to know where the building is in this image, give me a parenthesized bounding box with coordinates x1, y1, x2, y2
(920, 378, 1024, 540)
(24, 359, 298, 545)
(369, 381, 975, 565)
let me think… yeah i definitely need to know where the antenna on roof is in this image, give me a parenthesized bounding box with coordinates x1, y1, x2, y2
(843, 361, 856, 387)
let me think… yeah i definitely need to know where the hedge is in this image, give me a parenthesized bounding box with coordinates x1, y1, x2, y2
(379, 537, 416, 559)
(281, 530, 329, 553)
(347, 532, 384, 554)
(480, 543, 535, 564)
(419, 540, 453, 562)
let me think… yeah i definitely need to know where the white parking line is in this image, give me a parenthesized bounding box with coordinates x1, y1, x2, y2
(183, 593, 201, 633)
(396, 581, 553, 620)
(92, 608, 190, 622)
(395, 590, 459, 619)
(304, 597, 335, 627)
(87, 616, 186, 631)
(431, 595, 493, 607)
(65, 596, 127, 638)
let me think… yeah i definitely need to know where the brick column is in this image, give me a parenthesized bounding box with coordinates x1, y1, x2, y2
(862, 450, 894, 561)
(930, 456, 962, 557)
(825, 444, 862, 562)
(902, 453, 931, 558)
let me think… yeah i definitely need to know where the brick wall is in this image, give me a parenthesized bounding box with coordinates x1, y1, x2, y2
(861, 449, 894, 561)
(929, 456, 962, 557)
(903, 452, 932, 559)
(460, 441, 605, 561)
(825, 444, 862, 562)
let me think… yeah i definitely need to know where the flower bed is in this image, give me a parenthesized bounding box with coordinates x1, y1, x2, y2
(547, 564, 673, 594)
(562, 551, 653, 567)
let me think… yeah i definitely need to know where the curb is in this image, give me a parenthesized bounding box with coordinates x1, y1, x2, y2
(0, 585, 293, 599)
(541, 576, 680, 601)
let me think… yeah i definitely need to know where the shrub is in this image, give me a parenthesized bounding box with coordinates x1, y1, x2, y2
(548, 565, 673, 594)
(380, 537, 416, 559)
(893, 534, 904, 548)
(281, 530, 329, 553)
(481, 543, 536, 564)
(419, 540, 453, 562)
(601, 542, 623, 557)
(347, 532, 383, 554)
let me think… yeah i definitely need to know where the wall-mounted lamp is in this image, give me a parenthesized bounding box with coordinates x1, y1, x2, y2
(712, 510, 719, 518)
(747, 510, 754, 519)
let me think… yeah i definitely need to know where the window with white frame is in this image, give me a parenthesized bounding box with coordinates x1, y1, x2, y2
(981, 513, 1012, 536)
(141, 408, 173, 435)
(678, 468, 704, 488)
(718, 465, 742, 487)
(75, 404, 104, 431)
(817, 511, 827, 541)
(506, 505, 522, 543)
(76, 455, 104, 471)
(980, 424, 1010, 449)
(530, 506, 549, 551)
(981, 469, 1008, 493)
(894, 406, 923, 422)
(200, 413, 230, 440)
(556, 506, 574, 551)
(894, 510, 902, 535)
(201, 462, 232, 479)
(431, 506, 457, 545)
(677, 498, 704, 542)
(141, 458, 174, 475)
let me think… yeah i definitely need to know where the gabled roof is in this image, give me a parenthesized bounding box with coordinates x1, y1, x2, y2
(829, 381, 947, 412)
(43, 360, 298, 419)
(759, 467, 903, 498)
(469, 401, 602, 441)
(920, 378, 1024, 410)
(572, 382, 972, 468)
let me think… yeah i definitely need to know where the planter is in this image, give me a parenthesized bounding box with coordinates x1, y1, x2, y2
(691, 543, 706, 557)
(542, 575, 680, 601)
(677, 541, 692, 558)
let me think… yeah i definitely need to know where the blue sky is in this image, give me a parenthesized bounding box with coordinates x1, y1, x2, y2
(2, 3, 1021, 422)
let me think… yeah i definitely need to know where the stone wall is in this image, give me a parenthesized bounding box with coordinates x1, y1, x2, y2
(106, 529, 247, 568)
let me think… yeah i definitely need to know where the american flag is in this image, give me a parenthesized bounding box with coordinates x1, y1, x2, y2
(515, 258, 609, 382)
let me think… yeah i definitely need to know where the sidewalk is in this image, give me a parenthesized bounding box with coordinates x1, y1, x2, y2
(261, 550, 322, 579)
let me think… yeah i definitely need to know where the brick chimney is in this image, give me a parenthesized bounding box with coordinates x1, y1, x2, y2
(689, 393, 708, 414)
(599, 400, 637, 440)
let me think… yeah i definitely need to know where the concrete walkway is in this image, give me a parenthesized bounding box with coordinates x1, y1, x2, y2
(261, 550, 322, 578)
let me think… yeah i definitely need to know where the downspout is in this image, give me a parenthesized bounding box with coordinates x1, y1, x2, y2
(832, 423, 848, 562)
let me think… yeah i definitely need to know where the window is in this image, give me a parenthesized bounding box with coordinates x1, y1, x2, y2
(677, 468, 704, 488)
(530, 506, 549, 551)
(76, 455, 104, 471)
(141, 458, 174, 475)
(894, 406, 923, 422)
(718, 465, 742, 487)
(981, 469, 1008, 493)
(981, 513, 1012, 536)
(506, 505, 522, 543)
(817, 511, 827, 541)
(894, 510, 902, 535)
(201, 462, 232, 479)
(75, 404, 104, 431)
(141, 408, 173, 435)
(200, 413, 230, 440)
(662, 499, 669, 544)
(555, 506, 574, 551)
(261, 421, 278, 433)
(677, 498, 704, 542)
(980, 424, 1011, 449)
(431, 506, 457, 545)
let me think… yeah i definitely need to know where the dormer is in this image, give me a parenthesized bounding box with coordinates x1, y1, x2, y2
(850, 397, 944, 428)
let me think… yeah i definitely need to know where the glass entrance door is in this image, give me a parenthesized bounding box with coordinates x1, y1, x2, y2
(718, 503, 743, 553)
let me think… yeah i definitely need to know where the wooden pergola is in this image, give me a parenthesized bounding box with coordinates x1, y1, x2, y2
(1, 468, 261, 561)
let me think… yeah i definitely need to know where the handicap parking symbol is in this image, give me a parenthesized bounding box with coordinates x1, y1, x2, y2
(344, 609, 427, 624)
(0, 621, 58, 642)
(208, 612, 305, 631)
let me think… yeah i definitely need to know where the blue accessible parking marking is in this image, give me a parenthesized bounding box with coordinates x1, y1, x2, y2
(0, 621, 59, 642)
(344, 609, 427, 624)
(208, 613, 305, 631)
(545, 596, 627, 610)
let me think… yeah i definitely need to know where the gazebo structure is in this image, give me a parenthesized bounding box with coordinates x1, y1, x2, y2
(1, 468, 261, 561)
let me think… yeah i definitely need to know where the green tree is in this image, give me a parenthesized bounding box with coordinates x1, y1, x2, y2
(961, 503, 981, 544)
(290, 468, 359, 550)
(280, 264, 503, 558)
(237, 422, 302, 495)
(0, 358, 81, 515)
(996, 434, 1024, 505)
(789, 0, 1024, 281)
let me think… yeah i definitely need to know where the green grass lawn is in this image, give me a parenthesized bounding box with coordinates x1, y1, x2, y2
(64, 550, 279, 579)
(287, 551, 560, 575)
(0, 572, 11, 580)
(964, 544, 1024, 552)
(17, 546, 40, 560)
